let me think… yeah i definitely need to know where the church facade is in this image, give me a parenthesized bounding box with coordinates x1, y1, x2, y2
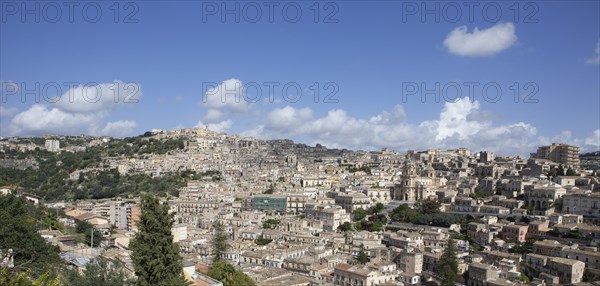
(392, 156, 447, 201)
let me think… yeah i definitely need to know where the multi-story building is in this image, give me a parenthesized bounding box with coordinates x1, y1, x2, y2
(91, 202, 141, 231)
(334, 192, 371, 213)
(499, 179, 529, 198)
(278, 218, 323, 235)
(479, 151, 495, 163)
(383, 232, 424, 250)
(532, 239, 565, 257)
(304, 203, 351, 231)
(93, 203, 112, 221)
(251, 195, 287, 212)
(396, 251, 423, 274)
(501, 224, 528, 243)
(362, 188, 391, 204)
(453, 197, 481, 212)
(467, 263, 498, 286)
(561, 191, 600, 218)
(474, 165, 505, 179)
(491, 195, 524, 210)
(423, 251, 441, 272)
(113, 203, 140, 231)
(466, 223, 496, 246)
(526, 254, 585, 284)
(421, 229, 450, 249)
(286, 193, 308, 213)
(527, 220, 551, 238)
(44, 139, 60, 152)
(333, 263, 397, 286)
(173, 200, 220, 215)
(524, 184, 566, 213)
(549, 213, 583, 226)
(479, 205, 510, 215)
(564, 247, 600, 272)
(531, 143, 580, 169)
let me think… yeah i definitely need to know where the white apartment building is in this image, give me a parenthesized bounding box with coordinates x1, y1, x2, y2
(44, 139, 60, 152)
(305, 203, 351, 231)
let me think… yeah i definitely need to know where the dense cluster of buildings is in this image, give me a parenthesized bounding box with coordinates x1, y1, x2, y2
(2, 128, 600, 285)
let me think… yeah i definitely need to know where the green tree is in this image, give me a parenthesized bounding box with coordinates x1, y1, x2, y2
(368, 214, 387, 224)
(510, 238, 539, 254)
(0, 195, 61, 278)
(420, 199, 442, 214)
(0, 269, 60, 286)
(63, 257, 135, 286)
(352, 208, 368, 221)
(338, 221, 353, 232)
(437, 239, 458, 286)
(254, 235, 272, 246)
(211, 221, 230, 263)
(354, 220, 384, 232)
(556, 165, 565, 176)
(207, 261, 255, 286)
(83, 229, 103, 248)
(129, 195, 189, 286)
(420, 273, 430, 283)
(390, 204, 418, 222)
(583, 269, 600, 282)
(75, 221, 102, 247)
(368, 222, 383, 232)
(545, 168, 557, 179)
(370, 203, 384, 214)
(262, 219, 281, 229)
(356, 245, 369, 264)
(566, 167, 576, 176)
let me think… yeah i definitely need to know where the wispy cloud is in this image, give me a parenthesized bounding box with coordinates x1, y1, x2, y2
(586, 39, 600, 64)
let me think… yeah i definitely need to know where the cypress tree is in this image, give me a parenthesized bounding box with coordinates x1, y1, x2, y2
(130, 195, 189, 286)
(211, 221, 230, 262)
(356, 244, 369, 264)
(437, 238, 458, 286)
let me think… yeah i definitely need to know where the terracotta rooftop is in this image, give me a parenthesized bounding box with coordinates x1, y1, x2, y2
(334, 263, 352, 271)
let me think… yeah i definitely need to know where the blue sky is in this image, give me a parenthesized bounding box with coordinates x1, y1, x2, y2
(1, 0, 599, 155)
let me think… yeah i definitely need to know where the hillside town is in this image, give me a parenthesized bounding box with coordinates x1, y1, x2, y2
(1, 128, 600, 286)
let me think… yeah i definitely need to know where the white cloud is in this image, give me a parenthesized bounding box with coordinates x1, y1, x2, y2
(8, 104, 101, 135)
(200, 79, 253, 113)
(54, 81, 142, 113)
(443, 22, 517, 57)
(534, 129, 600, 153)
(7, 81, 141, 136)
(0, 106, 18, 118)
(267, 106, 313, 130)
(586, 39, 600, 64)
(369, 105, 406, 124)
(434, 99, 484, 140)
(195, 79, 257, 134)
(101, 120, 137, 138)
(241, 98, 551, 155)
(203, 109, 224, 123)
(584, 129, 600, 149)
(240, 125, 265, 138)
(194, 119, 233, 133)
